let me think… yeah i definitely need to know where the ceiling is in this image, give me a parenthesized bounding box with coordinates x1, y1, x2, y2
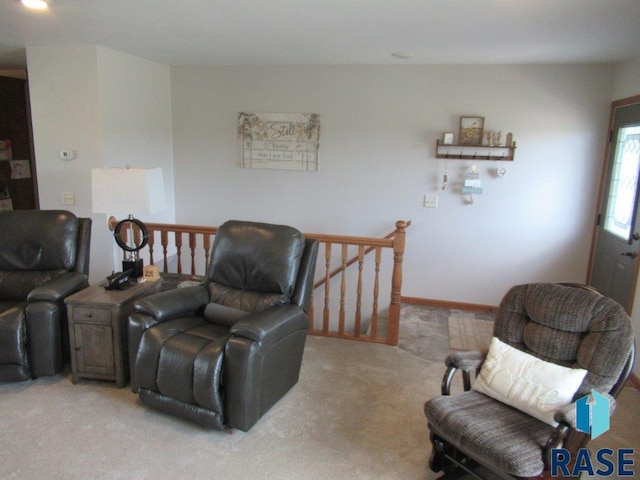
(1, 0, 640, 69)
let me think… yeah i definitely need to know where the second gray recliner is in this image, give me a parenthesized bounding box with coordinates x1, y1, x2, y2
(128, 220, 319, 431)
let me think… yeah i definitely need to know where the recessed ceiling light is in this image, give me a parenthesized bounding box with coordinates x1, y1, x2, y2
(21, 0, 48, 10)
(391, 52, 415, 60)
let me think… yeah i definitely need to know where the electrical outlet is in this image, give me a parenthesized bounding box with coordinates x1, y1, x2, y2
(423, 194, 438, 208)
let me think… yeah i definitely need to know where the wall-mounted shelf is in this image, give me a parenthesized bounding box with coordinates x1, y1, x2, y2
(435, 139, 516, 161)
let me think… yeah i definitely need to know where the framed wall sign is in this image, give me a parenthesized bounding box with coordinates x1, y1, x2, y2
(459, 116, 484, 145)
(237, 112, 321, 171)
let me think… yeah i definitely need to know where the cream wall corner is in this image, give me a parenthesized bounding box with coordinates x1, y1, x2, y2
(26, 45, 175, 283)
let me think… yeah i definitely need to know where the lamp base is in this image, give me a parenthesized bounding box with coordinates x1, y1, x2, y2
(123, 258, 143, 279)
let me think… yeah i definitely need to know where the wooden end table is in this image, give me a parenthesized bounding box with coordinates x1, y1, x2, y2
(65, 279, 162, 387)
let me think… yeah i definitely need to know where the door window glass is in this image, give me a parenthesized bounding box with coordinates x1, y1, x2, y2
(604, 125, 640, 241)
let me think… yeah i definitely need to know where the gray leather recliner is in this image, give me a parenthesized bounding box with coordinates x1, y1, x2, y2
(128, 220, 319, 431)
(0, 210, 92, 381)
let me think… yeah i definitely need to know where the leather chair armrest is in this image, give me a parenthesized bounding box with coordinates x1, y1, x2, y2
(133, 285, 209, 321)
(128, 312, 161, 393)
(225, 304, 309, 431)
(230, 304, 308, 345)
(27, 272, 89, 303)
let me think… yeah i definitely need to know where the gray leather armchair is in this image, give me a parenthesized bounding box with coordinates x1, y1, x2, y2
(424, 283, 635, 479)
(128, 220, 319, 431)
(0, 210, 92, 381)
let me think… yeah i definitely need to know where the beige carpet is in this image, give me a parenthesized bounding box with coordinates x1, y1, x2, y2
(3, 308, 638, 480)
(447, 316, 494, 351)
(0, 335, 445, 480)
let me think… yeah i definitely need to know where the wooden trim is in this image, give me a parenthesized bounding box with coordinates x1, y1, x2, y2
(628, 372, 640, 391)
(612, 94, 640, 110)
(308, 329, 388, 345)
(401, 296, 498, 315)
(145, 222, 219, 235)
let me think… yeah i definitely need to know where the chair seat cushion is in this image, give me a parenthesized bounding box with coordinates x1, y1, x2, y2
(424, 390, 555, 477)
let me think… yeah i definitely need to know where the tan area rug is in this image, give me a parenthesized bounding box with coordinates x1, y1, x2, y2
(448, 316, 494, 351)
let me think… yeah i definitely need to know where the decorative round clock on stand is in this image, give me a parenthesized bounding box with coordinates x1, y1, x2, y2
(113, 215, 149, 278)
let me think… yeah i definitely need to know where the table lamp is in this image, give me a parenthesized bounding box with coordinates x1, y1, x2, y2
(91, 167, 166, 278)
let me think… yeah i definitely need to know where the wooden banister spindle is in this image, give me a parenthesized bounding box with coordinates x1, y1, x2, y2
(354, 245, 364, 337)
(387, 220, 408, 346)
(339, 244, 347, 335)
(189, 232, 197, 275)
(161, 230, 169, 272)
(371, 247, 382, 339)
(175, 231, 183, 274)
(323, 242, 332, 334)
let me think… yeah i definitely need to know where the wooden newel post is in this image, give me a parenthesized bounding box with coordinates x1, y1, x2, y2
(387, 220, 408, 345)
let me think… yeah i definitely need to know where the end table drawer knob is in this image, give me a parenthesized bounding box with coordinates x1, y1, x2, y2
(73, 307, 111, 324)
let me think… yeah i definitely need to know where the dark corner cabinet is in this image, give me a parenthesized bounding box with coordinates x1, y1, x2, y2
(0, 75, 38, 210)
(65, 280, 162, 387)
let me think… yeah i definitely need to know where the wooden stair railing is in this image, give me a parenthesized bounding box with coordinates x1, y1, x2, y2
(305, 220, 409, 345)
(119, 220, 410, 346)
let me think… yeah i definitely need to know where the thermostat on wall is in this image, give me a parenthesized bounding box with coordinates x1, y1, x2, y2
(59, 150, 74, 160)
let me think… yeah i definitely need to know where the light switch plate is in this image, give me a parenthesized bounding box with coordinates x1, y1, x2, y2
(62, 192, 75, 206)
(423, 194, 438, 208)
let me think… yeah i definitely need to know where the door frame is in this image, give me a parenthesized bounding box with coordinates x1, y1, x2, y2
(587, 94, 640, 313)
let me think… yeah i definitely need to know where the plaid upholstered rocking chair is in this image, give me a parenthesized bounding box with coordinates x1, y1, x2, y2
(424, 283, 635, 479)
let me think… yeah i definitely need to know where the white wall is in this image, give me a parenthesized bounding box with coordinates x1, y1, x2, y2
(27, 46, 106, 278)
(25, 52, 635, 370)
(171, 64, 614, 306)
(612, 56, 640, 101)
(26, 46, 174, 283)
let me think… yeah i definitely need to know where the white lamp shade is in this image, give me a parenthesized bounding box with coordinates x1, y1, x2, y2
(91, 167, 166, 215)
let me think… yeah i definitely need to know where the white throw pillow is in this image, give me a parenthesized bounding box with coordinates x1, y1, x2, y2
(473, 337, 587, 426)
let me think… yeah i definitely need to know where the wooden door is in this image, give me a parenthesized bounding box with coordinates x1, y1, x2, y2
(0, 76, 38, 210)
(589, 96, 640, 312)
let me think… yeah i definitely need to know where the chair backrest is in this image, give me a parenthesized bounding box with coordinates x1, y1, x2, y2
(0, 210, 92, 300)
(205, 220, 312, 313)
(494, 283, 634, 399)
